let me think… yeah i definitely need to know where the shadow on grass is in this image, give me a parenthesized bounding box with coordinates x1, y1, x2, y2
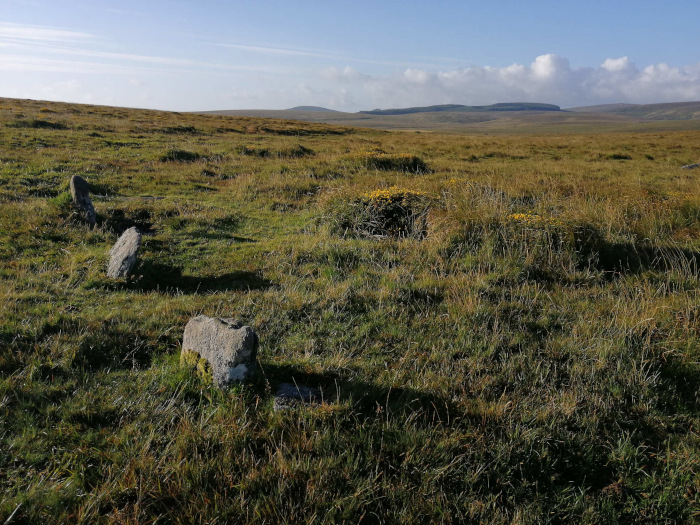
(253, 363, 621, 497)
(576, 227, 700, 276)
(131, 262, 273, 294)
(70, 325, 159, 371)
(520, 227, 700, 284)
(256, 362, 454, 425)
(598, 243, 700, 276)
(657, 358, 700, 413)
(98, 208, 153, 234)
(183, 231, 256, 242)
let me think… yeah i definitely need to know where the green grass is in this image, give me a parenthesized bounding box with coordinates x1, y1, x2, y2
(0, 96, 699, 523)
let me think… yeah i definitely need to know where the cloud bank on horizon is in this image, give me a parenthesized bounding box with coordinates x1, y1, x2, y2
(318, 54, 700, 110)
(1, 20, 699, 112)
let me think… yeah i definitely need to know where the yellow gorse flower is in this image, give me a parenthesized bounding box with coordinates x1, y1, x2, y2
(353, 151, 420, 160)
(360, 186, 427, 204)
(507, 213, 564, 228)
(666, 191, 694, 202)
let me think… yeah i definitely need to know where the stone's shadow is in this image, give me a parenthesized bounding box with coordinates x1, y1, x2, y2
(99, 208, 153, 234)
(657, 358, 700, 413)
(187, 231, 257, 242)
(253, 359, 700, 498)
(231, 235, 256, 243)
(256, 363, 454, 425)
(70, 325, 158, 371)
(132, 262, 272, 293)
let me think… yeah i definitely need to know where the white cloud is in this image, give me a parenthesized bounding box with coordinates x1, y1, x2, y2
(404, 69, 432, 84)
(0, 27, 282, 76)
(319, 54, 700, 110)
(222, 89, 260, 101)
(601, 56, 634, 73)
(215, 43, 335, 59)
(2, 22, 699, 112)
(531, 54, 569, 79)
(0, 54, 135, 74)
(0, 21, 93, 43)
(213, 42, 435, 68)
(320, 66, 371, 83)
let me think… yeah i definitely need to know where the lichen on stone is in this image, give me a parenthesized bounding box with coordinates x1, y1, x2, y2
(180, 349, 213, 384)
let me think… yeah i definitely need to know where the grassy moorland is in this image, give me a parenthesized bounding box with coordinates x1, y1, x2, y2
(0, 97, 699, 524)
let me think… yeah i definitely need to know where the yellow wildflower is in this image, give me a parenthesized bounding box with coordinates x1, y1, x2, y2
(507, 213, 564, 228)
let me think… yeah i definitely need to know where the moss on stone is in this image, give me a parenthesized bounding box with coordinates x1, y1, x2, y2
(180, 349, 213, 384)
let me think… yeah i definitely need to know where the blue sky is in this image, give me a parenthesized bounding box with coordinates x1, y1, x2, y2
(1, 0, 699, 111)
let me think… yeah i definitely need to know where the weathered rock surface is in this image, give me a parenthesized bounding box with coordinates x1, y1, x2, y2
(107, 227, 141, 278)
(681, 162, 700, 170)
(273, 383, 323, 412)
(69, 175, 96, 225)
(181, 316, 258, 387)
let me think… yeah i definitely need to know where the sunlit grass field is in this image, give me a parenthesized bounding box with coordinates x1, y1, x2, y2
(1, 97, 699, 523)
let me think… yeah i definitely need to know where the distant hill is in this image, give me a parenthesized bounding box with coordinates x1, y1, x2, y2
(288, 106, 339, 112)
(359, 102, 561, 115)
(568, 101, 700, 120)
(566, 103, 637, 113)
(203, 100, 700, 134)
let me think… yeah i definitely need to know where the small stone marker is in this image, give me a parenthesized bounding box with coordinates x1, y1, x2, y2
(273, 382, 323, 412)
(69, 175, 96, 225)
(107, 226, 141, 278)
(181, 316, 258, 387)
(681, 163, 700, 170)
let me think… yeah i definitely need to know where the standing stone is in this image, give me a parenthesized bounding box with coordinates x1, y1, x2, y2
(181, 316, 258, 387)
(69, 175, 96, 225)
(273, 383, 323, 412)
(107, 227, 141, 278)
(681, 163, 700, 170)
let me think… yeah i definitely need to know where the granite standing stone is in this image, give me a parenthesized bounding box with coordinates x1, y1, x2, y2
(69, 175, 96, 225)
(681, 163, 700, 170)
(181, 316, 258, 387)
(107, 227, 141, 278)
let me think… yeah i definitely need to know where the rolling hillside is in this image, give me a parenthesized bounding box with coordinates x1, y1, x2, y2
(1, 96, 699, 523)
(288, 106, 339, 112)
(359, 102, 562, 115)
(568, 101, 700, 120)
(206, 100, 700, 133)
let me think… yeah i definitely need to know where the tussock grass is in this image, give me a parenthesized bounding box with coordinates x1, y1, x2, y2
(6, 118, 68, 130)
(346, 148, 430, 173)
(160, 148, 202, 162)
(328, 186, 431, 238)
(0, 96, 699, 523)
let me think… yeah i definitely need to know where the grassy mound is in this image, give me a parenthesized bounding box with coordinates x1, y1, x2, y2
(348, 148, 430, 173)
(331, 186, 430, 238)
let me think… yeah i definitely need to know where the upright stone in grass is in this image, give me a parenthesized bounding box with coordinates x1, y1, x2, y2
(107, 226, 141, 278)
(181, 316, 258, 387)
(69, 175, 96, 225)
